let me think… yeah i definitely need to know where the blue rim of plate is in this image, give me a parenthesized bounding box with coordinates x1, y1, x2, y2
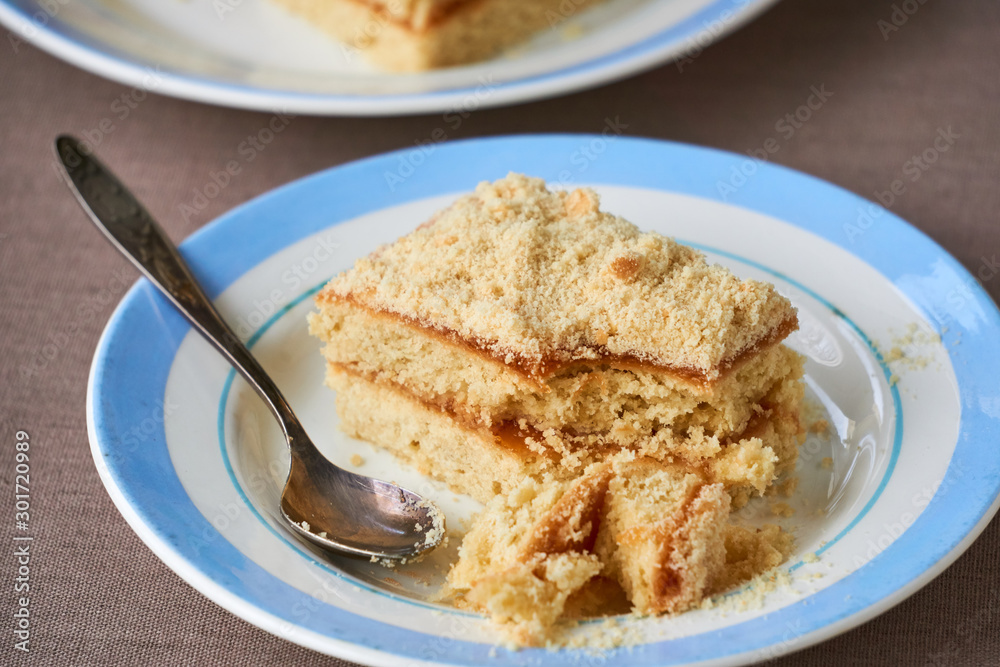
(87, 135, 1000, 665)
(0, 0, 781, 115)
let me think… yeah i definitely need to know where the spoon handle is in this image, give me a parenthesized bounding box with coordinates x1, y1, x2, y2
(55, 135, 302, 439)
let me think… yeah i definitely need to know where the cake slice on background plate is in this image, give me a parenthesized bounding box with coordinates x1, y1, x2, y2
(272, 0, 610, 71)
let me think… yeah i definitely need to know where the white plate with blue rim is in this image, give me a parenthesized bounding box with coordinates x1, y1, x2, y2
(0, 0, 780, 115)
(87, 134, 1000, 665)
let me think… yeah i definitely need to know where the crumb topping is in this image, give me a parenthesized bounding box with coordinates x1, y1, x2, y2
(319, 174, 796, 380)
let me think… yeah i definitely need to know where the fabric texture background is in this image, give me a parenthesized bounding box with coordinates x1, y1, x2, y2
(0, 0, 998, 664)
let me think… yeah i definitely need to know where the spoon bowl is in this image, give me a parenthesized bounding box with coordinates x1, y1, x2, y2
(280, 430, 443, 560)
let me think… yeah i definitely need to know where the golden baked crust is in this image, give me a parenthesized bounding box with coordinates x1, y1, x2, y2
(319, 174, 797, 383)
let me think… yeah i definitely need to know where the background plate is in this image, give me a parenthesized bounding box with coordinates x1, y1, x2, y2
(87, 135, 1000, 665)
(0, 0, 780, 115)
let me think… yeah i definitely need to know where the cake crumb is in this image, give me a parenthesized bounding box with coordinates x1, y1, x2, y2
(770, 502, 795, 518)
(885, 346, 905, 362)
(560, 23, 585, 41)
(350, 453, 365, 466)
(802, 552, 820, 563)
(820, 457, 833, 470)
(704, 568, 793, 614)
(771, 476, 799, 498)
(878, 323, 942, 380)
(370, 555, 400, 568)
(398, 570, 432, 587)
(413, 497, 447, 550)
(299, 520, 310, 532)
(808, 419, 830, 435)
(556, 615, 644, 650)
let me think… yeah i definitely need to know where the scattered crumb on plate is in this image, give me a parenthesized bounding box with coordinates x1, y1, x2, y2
(808, 418, 830, 435)
(770, 502, 795, 518)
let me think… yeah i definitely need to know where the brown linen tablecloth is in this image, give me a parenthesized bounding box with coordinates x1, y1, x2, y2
(2, 0, 998, 664)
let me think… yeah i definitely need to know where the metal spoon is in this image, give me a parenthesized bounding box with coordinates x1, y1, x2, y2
(56, 135, 444, 562)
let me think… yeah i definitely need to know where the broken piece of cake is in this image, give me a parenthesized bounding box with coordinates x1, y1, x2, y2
(272, 0, 609, 71)
(445, 455, 738, 645)
(308, 173, 805, 644)
(446, 463, 611, 645)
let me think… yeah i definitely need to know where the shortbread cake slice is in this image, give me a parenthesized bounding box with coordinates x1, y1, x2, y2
(309, 174, 804, 503)
(309, 173, 804, 646)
